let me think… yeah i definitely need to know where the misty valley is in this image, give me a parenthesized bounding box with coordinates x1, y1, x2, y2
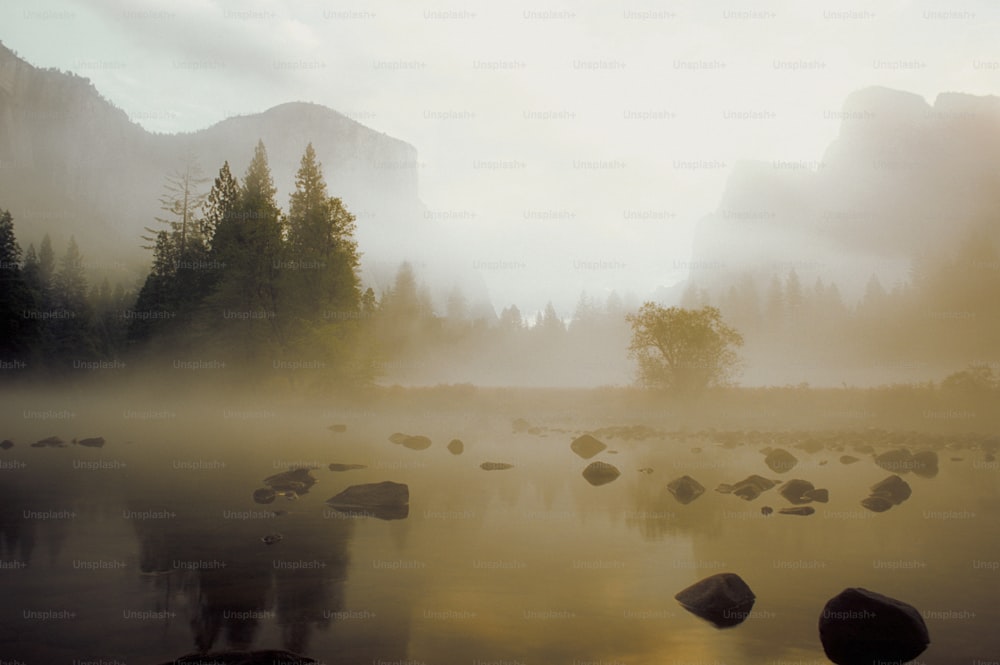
(2, 30, 1000, 665)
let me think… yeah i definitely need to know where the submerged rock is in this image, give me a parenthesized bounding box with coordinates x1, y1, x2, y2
(31, 435, 66, 448)
(715, 483, 733, 494)
(402, 435, 432, 450)
(582, 461, 621, 486)
(674, 572, 756, 628)
(570, 434, 607, 459)
(261, 533, 283, 545)
(447, 439, 464, 455)
(328, 463, 366, 472)
(667, 475, 705, 504)
(761, 506, 773, 516)
(779, 506, 816, 516)
(803, 488, 829, 503)
(326, 481, 410, 520)
(818, 587, 930, 665)
(388, 432, 410, 444)
(73, 436, 105, 448)
(779, 479, 816, 505)
(839, 455, 860, 465)
(764, 448, 798, 473)
(0, 440, 13, 450)
(328, 424, 347, 433)
(638, 467, 654, 475)
(480, 461, 513, 471)
(860, 496, 893, 513)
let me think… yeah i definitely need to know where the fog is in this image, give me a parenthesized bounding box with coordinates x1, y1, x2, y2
(2, 5, 1000, 663)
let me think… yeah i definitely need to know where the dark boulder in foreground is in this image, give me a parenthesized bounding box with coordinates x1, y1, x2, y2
(675, 572, 756, 628)
(326, 481, 409, 520)
(779, 479, 816, 505)
(582, 461, 620, 486)
(328, 463, 366, 472)
(818, 587, 930, 665)
(570, 434, 607, 459)
(447, 439, 464, 455)
(779, 506, 816, 516)
(0, 439, 13, 450)
(73, 436, 105, 448)
(481, 461, 514, 471)
(667, 475, 705, 504)
(156, 650, 317, 665)
(764, 448, 798, 473)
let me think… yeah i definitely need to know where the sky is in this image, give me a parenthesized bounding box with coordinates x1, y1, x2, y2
(3, 0, 1000, 316)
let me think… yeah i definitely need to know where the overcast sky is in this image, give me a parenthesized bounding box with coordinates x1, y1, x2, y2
(3, 0, 999, 316)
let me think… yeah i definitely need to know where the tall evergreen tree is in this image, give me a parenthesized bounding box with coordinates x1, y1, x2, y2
(0, 209, 35, 365)
(49, 236, 94, 366)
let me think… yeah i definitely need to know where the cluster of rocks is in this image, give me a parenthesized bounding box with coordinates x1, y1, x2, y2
(386, 432, 464, 456)
(3, 435, 107, 449)
(567, 434, 625, 487)
(675, 573, 930, 663)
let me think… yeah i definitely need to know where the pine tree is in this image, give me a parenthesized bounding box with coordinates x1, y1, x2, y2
(0, 209, 35, 364)
(49, 236, 94, 366)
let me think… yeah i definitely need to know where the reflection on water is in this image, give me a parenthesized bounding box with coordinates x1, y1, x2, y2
(1, 399, 999, 663)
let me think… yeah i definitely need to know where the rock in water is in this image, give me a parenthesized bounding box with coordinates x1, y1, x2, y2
(328, 463, 366, 472)
(570, 434, 606, 459)
(779, 506, 816, 516)
(803, 488, 829, 503)
(447, 439, 464, 455)
(328, 424, 347, 433)
(869, 475, 911, 505)
(388, 432, 409, 444)
(0, 440, 13, 450)
(674, 572, 756, 628)
(839, 455, 860, 465)
(156, 650, 318, 665)
(667, 475, 705, 504)
(74, 436, 105, 448)
(263, 468, 317, 495)
(582, 461, 620, 486)
(401, 435, 432, 450)
(860, 496, 893, 513)
(874, 448, 914, 474)
(253, 488, 276, 504)
(480, 461, 513, 471)
(764, 448, 798, 473)
(730, 475, 777, 501)
(32, 436, 66, 448)
(511, 418, 530, 433)
(779, 479, 816, 505)
(911, 450, 939, 478)
(818, 588, 930, 665)
(326, 481, 409, 520)
(761, 506, 773, 516)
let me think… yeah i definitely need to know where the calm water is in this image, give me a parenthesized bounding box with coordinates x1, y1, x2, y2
(1, 396, 998, 664)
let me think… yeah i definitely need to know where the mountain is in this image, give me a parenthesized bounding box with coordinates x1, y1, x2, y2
(687, 86, 1000, 301)
(0, 45, 412, 271)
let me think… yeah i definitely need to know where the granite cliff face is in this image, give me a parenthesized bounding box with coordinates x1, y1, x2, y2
(688, 86, 1000, 300)
(0, 42, 422, 263)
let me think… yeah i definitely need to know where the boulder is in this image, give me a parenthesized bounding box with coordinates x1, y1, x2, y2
(328, 463, 366, 472)
(570, 434, 607, 459)
(73, 436, 106, 448)
(0, 439, 13, 450)
(263, 468, 317, 495)
(388, 432, 410, 444)
(715, 483, 733, 494)
(447, 439, 464, 455)
(779, 506, 816, 516)
(582, 461, 621, 486)
(761, 506, 773, 516)
(869, 475, 911, 505)
(779, 479, 816, 505)
(730, 475, 777, 501)
(674, 572, 756, 628)
(326, 481, 409, 520)
(874, 449, 914, 474)
(480, 461, 514, 471)
(252, 488, 276, 504)
(401, 435, 432, 450)
(764, 448, 798, 473)
(839, 455, 860, 465)
(818, 588, 930, 665)
(860, 496, 893, 513)
(667, 475, 705, 505)
(803, 488, 829, 503)
(31, 435, 66, 448)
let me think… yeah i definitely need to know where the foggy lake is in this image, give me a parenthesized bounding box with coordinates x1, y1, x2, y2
(2, 389, 997, 663)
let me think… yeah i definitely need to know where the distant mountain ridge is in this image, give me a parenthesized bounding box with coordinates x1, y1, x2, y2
(687, 85, 1000, 301)
(0, 42, 423, 270)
